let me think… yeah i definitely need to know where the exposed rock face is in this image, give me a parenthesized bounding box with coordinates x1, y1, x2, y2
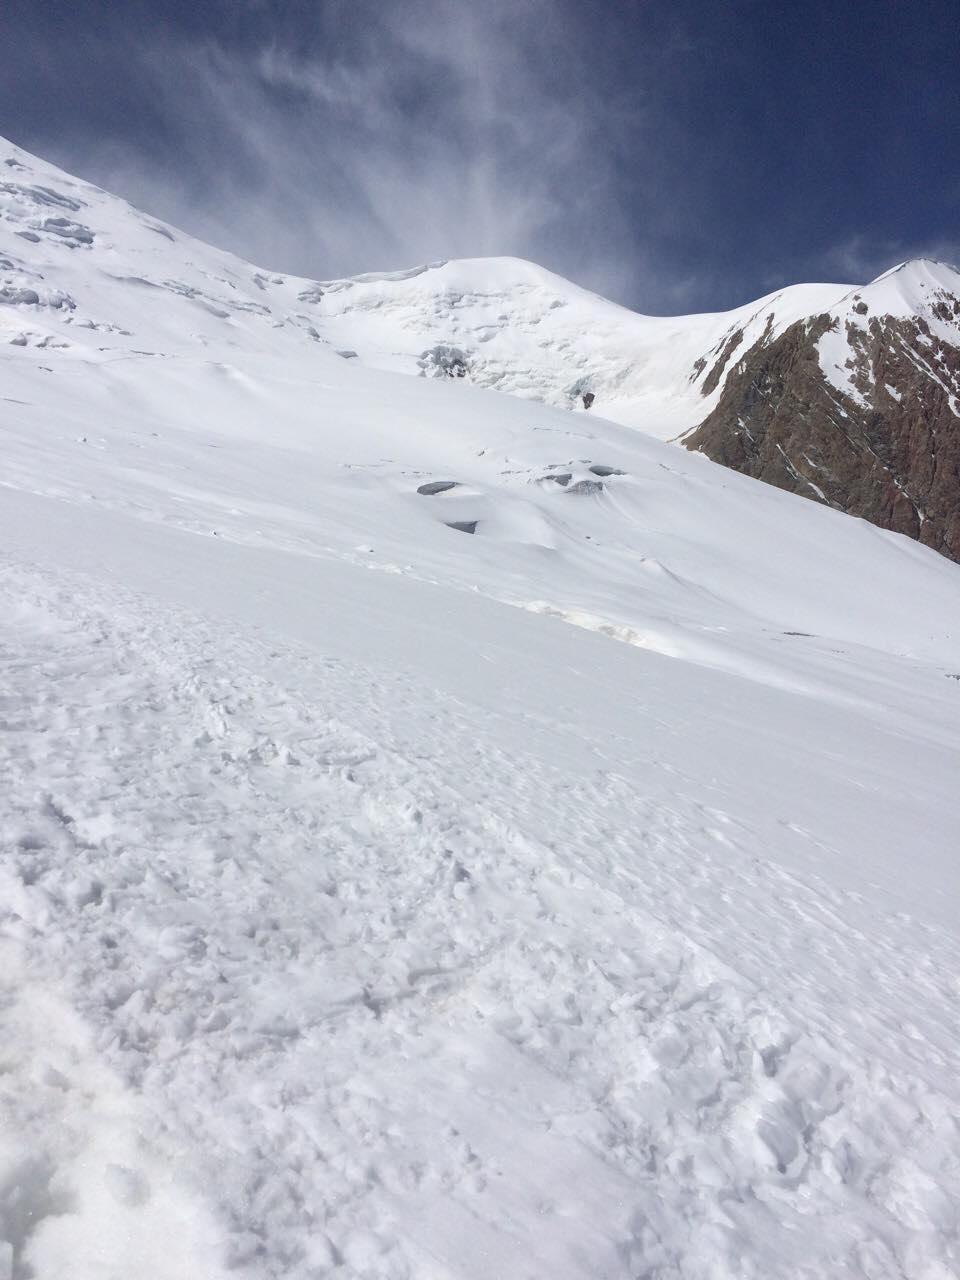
(684, 261, 960, 562)
(700, 327, 746, 396)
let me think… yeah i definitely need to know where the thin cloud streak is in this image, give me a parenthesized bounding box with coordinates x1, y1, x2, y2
(5, 1, 956, 313)
(57, 5, 666, 307)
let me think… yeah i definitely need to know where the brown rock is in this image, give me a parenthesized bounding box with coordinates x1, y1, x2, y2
(684, 296, 960, 562)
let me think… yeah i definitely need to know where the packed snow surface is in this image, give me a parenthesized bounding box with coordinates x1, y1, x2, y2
(2, 136, 960, 1279)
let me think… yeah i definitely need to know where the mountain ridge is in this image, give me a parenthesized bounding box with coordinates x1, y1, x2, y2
(2, 132, 959, 558)
(685, 257, 960, 559)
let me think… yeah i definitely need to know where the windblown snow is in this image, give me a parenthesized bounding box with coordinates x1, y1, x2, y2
(2, 136, 960, 1280)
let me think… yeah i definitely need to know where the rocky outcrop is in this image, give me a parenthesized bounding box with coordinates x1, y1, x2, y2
(684, 266, 960, 562)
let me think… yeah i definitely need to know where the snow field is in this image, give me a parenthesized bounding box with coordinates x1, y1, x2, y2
(2, 541, 959, 1278)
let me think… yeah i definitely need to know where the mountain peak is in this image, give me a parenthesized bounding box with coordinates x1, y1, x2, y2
(869, 255, 959, 282)
(858, 257, 960, 311)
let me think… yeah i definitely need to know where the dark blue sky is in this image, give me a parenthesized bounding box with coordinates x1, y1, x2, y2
(3, 0, 958, 311)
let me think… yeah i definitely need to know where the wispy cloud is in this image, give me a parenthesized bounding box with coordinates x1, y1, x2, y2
(48, 2, 667, 306)
(7, 1, 955, 312)
(807, 234, 960, 284)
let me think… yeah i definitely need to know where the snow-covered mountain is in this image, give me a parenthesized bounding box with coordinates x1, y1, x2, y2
(687, 258, 960, 559)
(0, 138, 845, 440)
(292, 257, 853, 437)
(7, 131, 958, 564)
(3, 135, 960, 1280)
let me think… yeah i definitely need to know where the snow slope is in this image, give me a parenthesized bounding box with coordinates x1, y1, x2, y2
(2, 135, 960, 1279)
